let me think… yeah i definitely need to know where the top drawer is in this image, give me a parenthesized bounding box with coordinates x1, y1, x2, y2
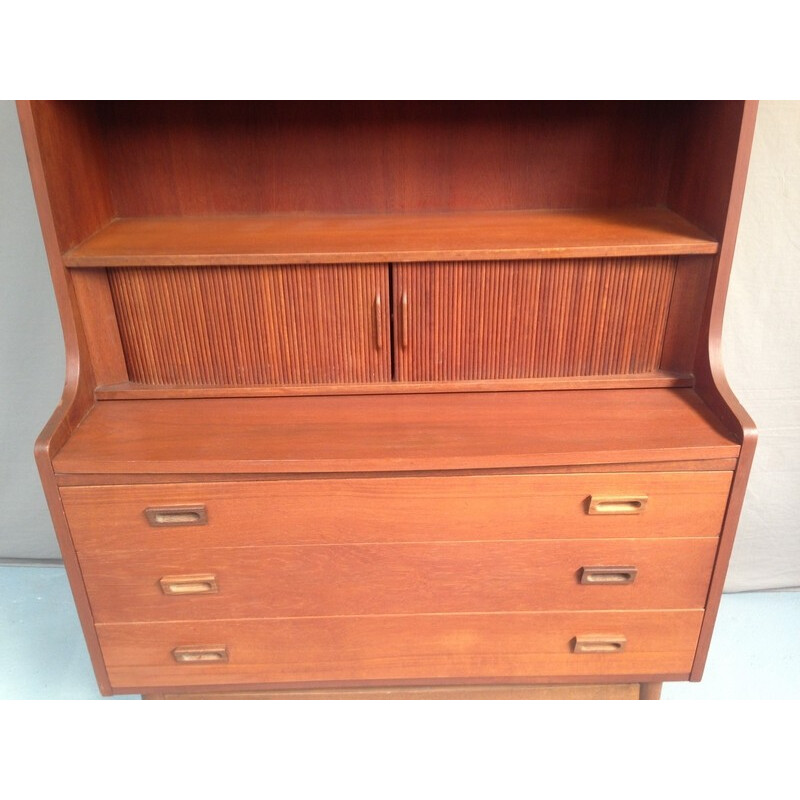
(61, 471, 732, 552)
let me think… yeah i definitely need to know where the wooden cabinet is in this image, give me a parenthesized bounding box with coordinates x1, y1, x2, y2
(20, 101, 757, 700)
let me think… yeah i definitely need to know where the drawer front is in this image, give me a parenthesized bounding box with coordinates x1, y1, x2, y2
(62, 471, 732, 551)
(80, 538, 717, 623)
(97, 610, 704, 690)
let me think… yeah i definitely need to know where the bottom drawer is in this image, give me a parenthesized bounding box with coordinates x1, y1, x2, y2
(97, 610, 704, 690)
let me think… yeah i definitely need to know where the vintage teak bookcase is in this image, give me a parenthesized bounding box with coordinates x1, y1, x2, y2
(20, 101, 757, 700)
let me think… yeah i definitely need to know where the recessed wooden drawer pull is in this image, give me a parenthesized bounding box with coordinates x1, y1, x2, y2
(145, 505, 208, 527)
(587, 495, 648, 515)
(159, 575, 218, 595)
(580, 566, 638, 585)
(172, 646, 228, 664)
(572, 635, 627, 654)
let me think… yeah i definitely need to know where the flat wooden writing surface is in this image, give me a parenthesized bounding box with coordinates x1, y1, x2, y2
(53, 388, 739, 475)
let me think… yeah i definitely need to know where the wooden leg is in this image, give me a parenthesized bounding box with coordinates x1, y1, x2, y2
(639, 682, 663, 700)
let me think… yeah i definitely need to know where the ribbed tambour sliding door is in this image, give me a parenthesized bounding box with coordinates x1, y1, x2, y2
(108, 264, 391, 385)
(393, 257, 677, 381)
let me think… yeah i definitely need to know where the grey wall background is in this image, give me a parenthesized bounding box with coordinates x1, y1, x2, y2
(1, 100, 798, 589)
(1, 101, 64, 559)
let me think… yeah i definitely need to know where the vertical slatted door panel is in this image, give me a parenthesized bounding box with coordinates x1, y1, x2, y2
(108, 264, 391, 386)
(393, 258, 677, 382)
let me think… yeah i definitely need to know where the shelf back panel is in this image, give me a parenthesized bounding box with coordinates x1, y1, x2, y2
(96, 101, 688, 216)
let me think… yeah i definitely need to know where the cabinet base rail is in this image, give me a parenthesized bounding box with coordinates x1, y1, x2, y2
(143, 682, 663, 701)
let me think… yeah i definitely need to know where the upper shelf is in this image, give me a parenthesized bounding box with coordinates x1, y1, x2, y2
(62, 207, 719, 268)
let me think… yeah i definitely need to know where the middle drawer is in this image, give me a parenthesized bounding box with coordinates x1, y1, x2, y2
(79, 538, 717, 623)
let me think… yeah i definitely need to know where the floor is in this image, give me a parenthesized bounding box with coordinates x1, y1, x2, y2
(1, 564, 798, 700)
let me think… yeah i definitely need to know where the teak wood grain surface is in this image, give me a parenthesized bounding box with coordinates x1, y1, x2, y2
(76, 101, 699, 218)
(78, 538, 718, 623)
(107, 264, 390, 385)
(52, 389, 739, 475)
(53, 458, 740, 485)
(97, 609, 704, 690)
(20, 101, 758, 699)
(61, 472, 733, 550)
(93, 373, 696, 399)
(145, 684, 646, 700)
(62, 208, 718, 267)
(393, 257, 677, 381)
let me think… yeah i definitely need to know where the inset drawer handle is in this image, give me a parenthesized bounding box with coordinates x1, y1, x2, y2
(160, 574, 218, 595)
(572, 635, 627, 654)
(173, 646, 228, 664)
(145, 505, 208, 527)
(580, 566, 638, 585)
(400, 291, 409, 349)
(587, 495, 648, 515)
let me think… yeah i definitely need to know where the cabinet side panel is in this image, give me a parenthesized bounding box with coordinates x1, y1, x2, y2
(71, 269, 128, 385)
(660, 255, 714, 373)
(18, 102, 112, 694)
(688, 102, 759, 680)
(668, 102, 749, 241)
(28, 101, 113, 253)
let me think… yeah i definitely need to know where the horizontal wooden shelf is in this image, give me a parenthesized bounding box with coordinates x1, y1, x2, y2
(53, 389, 739, 476)
(62, 207, 719, 267)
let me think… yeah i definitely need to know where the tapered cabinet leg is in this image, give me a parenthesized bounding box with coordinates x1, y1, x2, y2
(639, 682, 663, 700)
